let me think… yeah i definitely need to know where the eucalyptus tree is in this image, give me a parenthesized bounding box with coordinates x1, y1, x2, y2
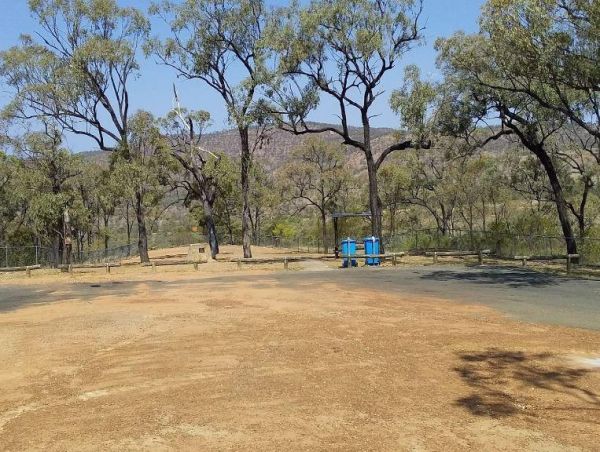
(279, 139, 350, 253)
(12, 129, 83, 265)
(113, 111, 176, 262)
(211, 154, 241, 245)
(265, 0, 425, 243)
(507, 134, 600, 246)
(0, 151, 21, 243)
(92, 165, 122, 253)
(377, 161, 409, 236)
(160, 108, 221, 259)
(400, 145, 460, 235)
(0, 0, 151, 261)
(149, 0, 271, 258)
(435, 7, 585, 256)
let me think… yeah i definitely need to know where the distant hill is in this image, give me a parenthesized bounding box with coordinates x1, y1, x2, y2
(78, 122, 515, 170)
(79, 123, 396, 169)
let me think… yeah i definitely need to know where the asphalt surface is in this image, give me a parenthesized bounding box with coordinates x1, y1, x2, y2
(305, 265, 600, 331)
(1, 264, 599, 330)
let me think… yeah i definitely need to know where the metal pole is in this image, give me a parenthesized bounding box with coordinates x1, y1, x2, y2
(347, 246, 351, 270)
(333, 217, 339, 258)
(35, 246, 39, 266)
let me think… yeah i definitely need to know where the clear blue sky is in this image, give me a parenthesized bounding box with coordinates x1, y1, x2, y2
(0, 0, 485, 152)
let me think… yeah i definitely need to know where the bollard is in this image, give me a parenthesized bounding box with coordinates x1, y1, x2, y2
(193, 262, 198, 271)
(237, 259, 242, 269)
(433, 252, 438, 264)
(522, 258, 527, 267)
(478, 251, 483, 265)
(284, 257, 289, 270)
(566, 254, 580, 274)
(106, 263, 110, 274)
(69, 264, 73, 273)
(392, 254, 397, 266)
(152, 262, 156, 273)
(26, 266, 31, 278)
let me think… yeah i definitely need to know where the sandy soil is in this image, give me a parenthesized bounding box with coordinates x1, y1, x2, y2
(0, 261, 599, 450)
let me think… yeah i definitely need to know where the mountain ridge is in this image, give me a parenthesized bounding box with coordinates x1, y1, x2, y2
(78, 122, 512, 170)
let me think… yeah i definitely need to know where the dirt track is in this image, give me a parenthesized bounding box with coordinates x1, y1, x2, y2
(1, 263, 599, 450)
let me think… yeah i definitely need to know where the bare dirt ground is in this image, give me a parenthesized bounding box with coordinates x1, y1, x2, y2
(1, 250, 599, 450)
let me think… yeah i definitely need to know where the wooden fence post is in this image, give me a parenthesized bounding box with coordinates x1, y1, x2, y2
(284, 257, 289, 270)
(478, 250, 483, 265)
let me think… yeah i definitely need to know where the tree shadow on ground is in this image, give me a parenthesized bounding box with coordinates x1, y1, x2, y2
(421, 268, 560, 288)
(454, 348, 600, 418)
(0, 271, 322, 313)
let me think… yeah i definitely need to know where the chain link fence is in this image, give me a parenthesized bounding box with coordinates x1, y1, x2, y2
(384, 229, 600, 265)
(0, 244, 138, 268)
(4, 229, 600, 268)
(0, 246, 51, 268)
(71, 244, 138, 264)
(259, 235, 333, 254)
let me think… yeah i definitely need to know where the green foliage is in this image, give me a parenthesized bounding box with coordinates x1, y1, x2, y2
(265, 0, 422, 135)
(480, 0, 599, 134)
(279, 138, 352, 216)
(149, 0, 268, 127)
(0, 0, 148, 150)
(272, 220, 297, 240)
(111, 111, 176, 230)
(390, 65, 437, 142)
(0, 151, 23, 242)
(1, 0, 600, 264)
(10, 130, 84, 246)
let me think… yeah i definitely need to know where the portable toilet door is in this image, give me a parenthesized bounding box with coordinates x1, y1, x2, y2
(364, 236, 380, 266)
(341, 238, 357, 268)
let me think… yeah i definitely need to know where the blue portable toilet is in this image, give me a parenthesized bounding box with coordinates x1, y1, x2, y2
(364, 236, 380, 266)
(341, 238, 357, 268)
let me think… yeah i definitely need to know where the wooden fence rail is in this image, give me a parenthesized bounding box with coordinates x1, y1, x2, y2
(58, 262, 122, 274)
(0, 264, 42, 277)
(335, 253, 406, 267)
(141, 260, 205, 272)
(514, 254, 580, 273)
(424, 250, 491, 265)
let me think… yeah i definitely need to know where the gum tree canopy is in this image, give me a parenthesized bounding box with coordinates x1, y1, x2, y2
(0, 0, 148, 150)
(479, 0, 599, 139)
(0, 0, 152, 262)
(265, 0, 428, 244)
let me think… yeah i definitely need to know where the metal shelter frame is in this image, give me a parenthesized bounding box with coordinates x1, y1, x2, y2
(332, 212, 372, 258)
